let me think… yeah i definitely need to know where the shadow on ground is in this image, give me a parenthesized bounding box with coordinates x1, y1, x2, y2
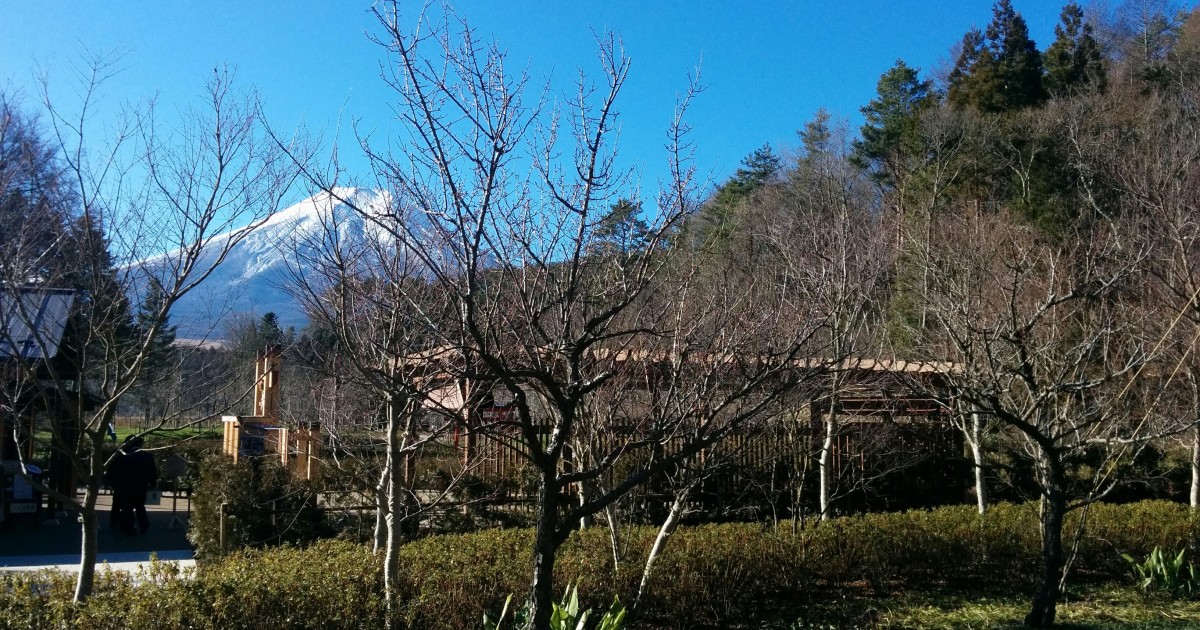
(0, 493, 191, 558)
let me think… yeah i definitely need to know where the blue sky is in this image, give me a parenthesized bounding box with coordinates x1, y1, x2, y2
(0, 1, 1066, 203)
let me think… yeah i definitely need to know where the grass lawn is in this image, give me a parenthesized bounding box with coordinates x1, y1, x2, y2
(33, 423, 221, 448)
(780, 583, 1200, 629)
(121, 424, 222, 443)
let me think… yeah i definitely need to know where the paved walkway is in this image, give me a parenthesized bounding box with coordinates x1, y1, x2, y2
(0, 492, 195, 574)
(0, 550, 195, 574)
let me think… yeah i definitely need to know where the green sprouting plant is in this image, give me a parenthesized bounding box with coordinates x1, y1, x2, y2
(591, 597, 627, 630)
(483, 585, 626, 630)
(1122, 546, 1200, 597)
(551, 585, 588, 630)
(483, 595, 526, 630)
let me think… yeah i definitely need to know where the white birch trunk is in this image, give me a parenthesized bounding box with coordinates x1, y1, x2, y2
(605, 504, 622, 568)
(73, 486, 100, 602)
(818, 405, 837, 521)
(635, 486, 689, 611)
(578, 479, 594, 528)
(373, 466, 388, 553)
(383, 394, 404, 627)
(73, 426, 107, 602)
(971, 411, 988, 515)
(1191, 422, 1200, 510)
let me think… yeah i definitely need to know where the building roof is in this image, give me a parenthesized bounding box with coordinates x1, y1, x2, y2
(0, 287, 76, 361)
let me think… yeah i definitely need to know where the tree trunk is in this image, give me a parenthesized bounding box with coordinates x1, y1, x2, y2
(635, 485, 689, 612)
(578, 481, 594, 529)
(790, 423, 810, 536)
(383, 394, 404, 628)
(528, 467, 561, 630)
(604, 504, 621, 568)
(73, 433, 104, 602)
(373, 466, 389, 553)
(1191, 422, 1200, 510)
(971, 412, 988, 515)
(817, 404, 837, 520)
(1025, 451, 1067, 628)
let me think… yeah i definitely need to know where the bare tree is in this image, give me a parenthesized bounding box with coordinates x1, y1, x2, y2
(761, 120, 892, 519)
(1098, 85, 1200, 507)
(919, 205, 1159, 627)
(0, 59, 303, 601)
(573, 281, 816, 618)
(283, 187, 477, 623)
(285, 5, 835, 627)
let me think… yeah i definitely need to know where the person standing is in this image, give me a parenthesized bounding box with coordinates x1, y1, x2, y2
(105, 435, 158, 534)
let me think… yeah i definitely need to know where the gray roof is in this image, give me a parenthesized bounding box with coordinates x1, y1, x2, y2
(0, 287, 76, 360)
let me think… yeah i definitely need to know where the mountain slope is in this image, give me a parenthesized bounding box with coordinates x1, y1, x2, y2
(161, 187, 390, 340)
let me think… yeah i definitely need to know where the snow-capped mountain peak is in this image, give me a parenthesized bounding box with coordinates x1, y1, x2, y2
(158, 187, 391, 340)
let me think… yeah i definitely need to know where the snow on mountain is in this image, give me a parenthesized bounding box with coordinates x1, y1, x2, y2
(158, 187, 391, 341)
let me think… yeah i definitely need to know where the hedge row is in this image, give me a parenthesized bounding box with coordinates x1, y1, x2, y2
(392, 501, 1198, 628)
(1, 501, 1195, 629)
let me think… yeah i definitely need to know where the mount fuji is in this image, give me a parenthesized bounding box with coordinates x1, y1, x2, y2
(161, 187, 390, 341)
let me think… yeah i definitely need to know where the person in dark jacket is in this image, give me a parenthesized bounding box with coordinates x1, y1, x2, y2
(105, 435, 158, 534)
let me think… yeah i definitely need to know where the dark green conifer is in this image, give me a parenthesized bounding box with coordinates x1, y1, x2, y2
(134, 278, 178, 366)
(1044, 2, 1106, 95)
(698, 144, 780, 247)
(593, 198, 650, 255)
(852, 60, 933, 183)
(799, 107, 833, 159)
(948, 0, 1045, 112)
(949, 29, 987, 110)
(130, 278, 178, 422)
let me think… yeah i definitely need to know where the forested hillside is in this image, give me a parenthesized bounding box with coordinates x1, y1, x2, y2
(682, 5, 1200, 623)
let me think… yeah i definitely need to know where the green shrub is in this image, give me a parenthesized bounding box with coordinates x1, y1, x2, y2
(189, 453, 331, 560)
(67, 563, 208, 630)
(1074, 501, 1196, 576)
(0, 571, 76, 628)
(0, 563, 208, 630)
(636, 523, 793, 627)
(199, 540, 382, 629)
(392, 528, 534, 629)
(2, 500, 1197, 629)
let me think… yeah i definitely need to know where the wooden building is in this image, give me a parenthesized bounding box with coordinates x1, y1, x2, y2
(221, 348, 321, 481)
(416, 352, 964, 517)
(1, 286, 95, 521)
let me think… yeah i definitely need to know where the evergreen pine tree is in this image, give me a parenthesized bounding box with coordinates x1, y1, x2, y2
(593, 198, 650, 255)
(948, 0, 1045, 112)
(697, 144, 781, 247)
(257, 312, 286, 350)
(130, 278, 178, 423)
(852, 60, 933, 184)
(795, 108, 838, 187)
(1044, 2, 1106, 95)
(68, 214, 135, 352)
(134, 278, 178, 369)
(0, 97, 77, 282)
(799, 107, 833, 159)
(727, 144, 781, 193)
(989, 0, 1045, 110)
(949, 28, 989, 110)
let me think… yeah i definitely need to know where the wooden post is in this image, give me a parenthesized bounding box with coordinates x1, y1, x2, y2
(253, 348, 282, 421)
(305, 434, 314, 482)
(277, 427, 289, 467)
(219, 502, 228, 554)
(221, 417, 241, 463)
